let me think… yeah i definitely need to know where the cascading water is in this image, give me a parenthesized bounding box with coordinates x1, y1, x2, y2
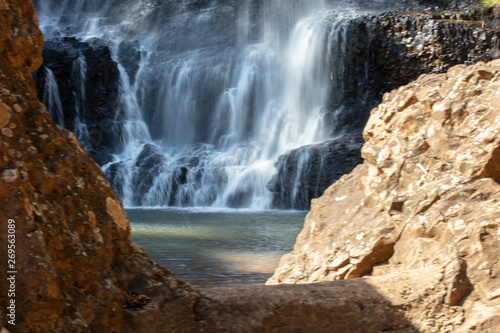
(33, 0, 421, 209)
(41, 67, 65, 126)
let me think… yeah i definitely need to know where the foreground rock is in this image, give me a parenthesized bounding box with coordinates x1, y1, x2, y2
(0, 1, 199, 332)
(269, 60, 500, 331)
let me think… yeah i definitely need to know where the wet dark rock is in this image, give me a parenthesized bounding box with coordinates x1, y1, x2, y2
(33, 37, 122, 165)
(104, 143, 231, 207)
(117, 39, 141, 84)
(367, 13, 500, 93)
(132, 144, 167, 205)
(106, 161, 127, 198)
(87, 148, 115, 166)
(268, 134, 364, 210)
(328, 11, 500, 134)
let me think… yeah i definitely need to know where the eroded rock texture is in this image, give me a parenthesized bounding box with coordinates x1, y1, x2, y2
(0, 1, 199, 332)
(269, 60, 500, 331)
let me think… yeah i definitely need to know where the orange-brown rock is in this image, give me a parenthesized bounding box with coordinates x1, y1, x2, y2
(269, 60, 500, 331)
(0, 1, 199, 332)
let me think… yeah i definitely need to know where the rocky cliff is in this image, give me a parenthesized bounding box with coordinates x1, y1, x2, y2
(0, 1, 199, 332)
(269, 60, 500, 331)
(33, 37, 123, 166)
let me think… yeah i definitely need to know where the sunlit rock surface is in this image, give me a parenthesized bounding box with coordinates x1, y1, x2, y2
(269, 60, 500, 332)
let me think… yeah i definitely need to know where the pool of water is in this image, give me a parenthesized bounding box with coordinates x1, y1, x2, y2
(127, 208, 306, 288)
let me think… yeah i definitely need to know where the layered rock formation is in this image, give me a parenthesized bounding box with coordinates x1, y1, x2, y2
(269, 60, 500, 331)
(0, 1, 199, 332)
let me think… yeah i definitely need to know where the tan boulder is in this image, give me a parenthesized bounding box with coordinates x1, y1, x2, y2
(269, 60, 500, 332)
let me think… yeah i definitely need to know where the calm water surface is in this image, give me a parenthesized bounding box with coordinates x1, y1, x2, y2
(127, 208, 306, 288)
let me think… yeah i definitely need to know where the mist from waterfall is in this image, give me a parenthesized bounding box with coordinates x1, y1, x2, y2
(33, 0, 414, 209)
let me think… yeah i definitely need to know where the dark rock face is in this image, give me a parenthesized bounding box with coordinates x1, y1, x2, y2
(33, 37, 122, 165)
(130, 143, 167, 205)
(324, 12, 500, 133)
(268, 134, 364, 210)
(105, 143, 228, 207)
(368, 13, 500, 93)
(117, 39, 141, 84)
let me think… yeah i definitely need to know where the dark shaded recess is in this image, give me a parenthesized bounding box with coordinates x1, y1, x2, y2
(479, 144, 500, 184)
(33, 37, 122, 165)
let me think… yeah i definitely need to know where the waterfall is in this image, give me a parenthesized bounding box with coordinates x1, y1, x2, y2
(41, 67, 64, 127)
(33, 0, 418, 209)
(72, 55, 91, 147)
